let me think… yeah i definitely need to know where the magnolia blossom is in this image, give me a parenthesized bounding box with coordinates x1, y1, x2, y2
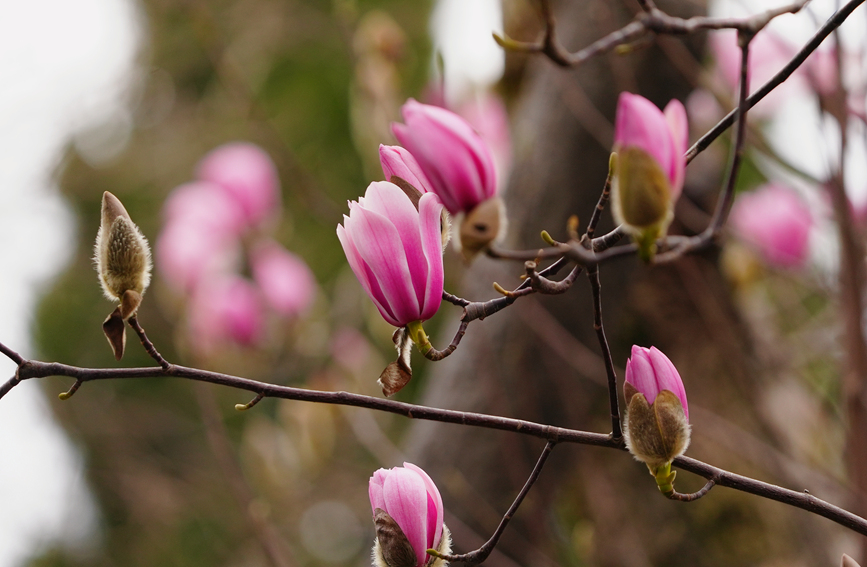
(337, 181, 444, 328)
(729, 183, 813, 269)
(392, 99, 496, 215)
(196, 142, 281, 230)
(369, 463, 450, 567)
(187, 274, 264, 354)
(250, 239, 316, 317)
(623, 345, 691, 473)
(379, 144, 434, 195)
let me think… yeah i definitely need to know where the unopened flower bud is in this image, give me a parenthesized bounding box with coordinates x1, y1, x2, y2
(623, 346, 690, 491)
(611, 93, 688, 261)
(369, 463, 451, 567)
(94, 191, 152, 360)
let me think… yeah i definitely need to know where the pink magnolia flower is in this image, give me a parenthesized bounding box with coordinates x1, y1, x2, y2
(625, 345, 689, 421)
(250, 239, 316, 317)
(162, 181, 246, 237)
(187, 274, 264, 353)
(392, 99, 497, 215)
(196, 142, 281, 230)
(614, 92, 688, 204)
(156, 220, 240, 293)
(379, 144, 434, 194)
(369, 463, 445, 567)
(337, 181, 444, 328)
(729, 183, 813, 269)
(456, 92, 512, 188)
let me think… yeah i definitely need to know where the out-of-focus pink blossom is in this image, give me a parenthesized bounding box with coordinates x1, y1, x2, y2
(162, 181, 247, 236)
(392, 99, 497, 215)
(369, 462, 445, 567)
(250, 239, 316, 317)
(337, 181, 444, 328)
(730, 183, 813, 269)
(196, 142, 281, 230)
(187, 274, 264, 353)
(456, 93, 512, 189)
(625, 345, 689, 422)
(156, 220, 240, 293)
(379, 144, 434, 194)
(710, 29, 799, 116)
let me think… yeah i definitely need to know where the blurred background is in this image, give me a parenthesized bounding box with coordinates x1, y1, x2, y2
(2, 0, 867, 565)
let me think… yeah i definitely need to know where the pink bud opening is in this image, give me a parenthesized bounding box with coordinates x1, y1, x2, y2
(625, 345, 689, 421)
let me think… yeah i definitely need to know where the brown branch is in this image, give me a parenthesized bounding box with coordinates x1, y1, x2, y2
(3, 346, 867, 536)
(686, 0, 866, 164)
(588, 264, 622, 440)
(127, 316, 170, 370)
(430, 441, 556, 564)
(666, 478, 716, 502)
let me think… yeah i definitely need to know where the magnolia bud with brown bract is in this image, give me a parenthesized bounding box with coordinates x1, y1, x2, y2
(623, 346, 690, 495)
(94, 191, 152, 360)
(458, 196, 505, 261)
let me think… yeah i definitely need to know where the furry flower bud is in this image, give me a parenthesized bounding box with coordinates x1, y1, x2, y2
(94, 191, 152, 360)
(369, 463, 451, 567)
(623, 346, 690, 473)
(612, 93, 688, 261)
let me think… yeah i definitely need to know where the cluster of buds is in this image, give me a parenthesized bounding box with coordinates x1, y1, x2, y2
(156, 142, 316, 356)
(623, 345, 691, 496)
(369, 463, 451, 567)
(339, 99, 506, 395)
(94, 192, 153, 360)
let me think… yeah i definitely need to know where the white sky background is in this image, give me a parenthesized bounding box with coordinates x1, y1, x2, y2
(0, 0, 862, 565)
(0, 0, 140, 565)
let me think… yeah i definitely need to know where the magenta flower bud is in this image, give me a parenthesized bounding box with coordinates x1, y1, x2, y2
(250, 239, 317, 317)
(623, 345, 690, 473)
(379, 144, 434, 195)
(612, 93, 688, 260)
(729, 183, 813, 269)
(337, 181, 444, 328)
(369, 463, 451, 567)
(392, 99, 497, 215)
(196, 142, 281, 230)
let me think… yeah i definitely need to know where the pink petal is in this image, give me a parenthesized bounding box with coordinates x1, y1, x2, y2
(162, 181, 246, 236)
(369, 469, 389, 515)
(417, 193, 444, 321)
(380, 145, 434, 194)
(349, 204, 421, 327)
(403, 462, 443, 551)
(337, 221, 397, 325)
(360, 182, 428, 306)
(663, 99, 688, 199)
(383, 467, 429, 566)
(648, 346, 688, 421)
(187, 275, 264, 354)
(625, 345, 660, 403)
(614, 93, 674, 186)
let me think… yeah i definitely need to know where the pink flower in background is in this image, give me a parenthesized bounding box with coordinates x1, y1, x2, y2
(162, 181, 246, 236)
(392, 99, 497, 215)
(369, 463, 446, 567)
(625, 345, 689, 421)
(337, 181, 444, 328)
(188, 274, 264, 353)
(379, 144, 434, 194)
(730, 183, 813, 269)
(251, 239, 316, 317)
(156, 220, 241, 293)
(196, 142, 281, 230)
(614, 92, 688, 202)
(710, 29, 799, 116)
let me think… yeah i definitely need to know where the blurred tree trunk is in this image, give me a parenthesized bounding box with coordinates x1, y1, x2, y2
(404, 1, 840, 565)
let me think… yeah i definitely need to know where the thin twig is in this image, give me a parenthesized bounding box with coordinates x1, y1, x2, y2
(686, 0, 866, 163)
(423, 320, 471, 361)
(127, 317, 171, 370)
(587, 265, 622, 440)
(430, 442, 557, 564)
(666, 478, 716, 502)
